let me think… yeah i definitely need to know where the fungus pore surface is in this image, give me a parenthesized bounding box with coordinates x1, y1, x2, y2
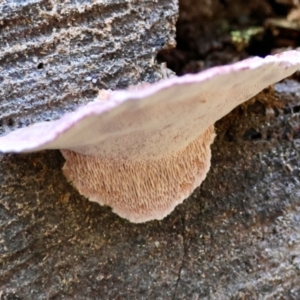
(1, 51, 300, 222)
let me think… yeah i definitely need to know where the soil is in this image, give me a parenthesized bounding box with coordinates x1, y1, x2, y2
(1, 0, 300, 299)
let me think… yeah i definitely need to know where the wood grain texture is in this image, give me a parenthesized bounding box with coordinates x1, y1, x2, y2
(0, 0, 177, 134)
(1, 1, 300, 299)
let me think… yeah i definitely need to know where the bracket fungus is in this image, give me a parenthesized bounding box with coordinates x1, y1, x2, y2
(1, 50, 300, 222)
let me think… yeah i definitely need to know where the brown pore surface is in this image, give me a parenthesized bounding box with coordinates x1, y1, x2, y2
(62, 126, 215, 223)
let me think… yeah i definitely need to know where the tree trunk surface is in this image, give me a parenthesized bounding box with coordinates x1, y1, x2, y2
(1, 1, 300, 299)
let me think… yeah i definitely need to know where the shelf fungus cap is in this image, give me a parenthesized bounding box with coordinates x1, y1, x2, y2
(1, 50, 300, 222)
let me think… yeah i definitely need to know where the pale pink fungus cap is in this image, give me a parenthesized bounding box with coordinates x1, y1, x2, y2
(1, 50, 300, 222)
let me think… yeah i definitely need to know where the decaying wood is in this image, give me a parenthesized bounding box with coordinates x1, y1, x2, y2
(0, 0, 177, 135)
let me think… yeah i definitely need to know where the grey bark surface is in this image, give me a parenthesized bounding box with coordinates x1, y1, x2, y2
(0, 0, 176, 135)
(1, 1, 300, 300)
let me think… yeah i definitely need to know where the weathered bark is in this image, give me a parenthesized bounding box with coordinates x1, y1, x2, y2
(0, 0, 177, 134)
(1, 1, 300, 299)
